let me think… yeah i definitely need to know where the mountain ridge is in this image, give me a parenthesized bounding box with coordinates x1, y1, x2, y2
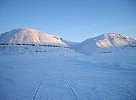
(0, 28, 136, 56)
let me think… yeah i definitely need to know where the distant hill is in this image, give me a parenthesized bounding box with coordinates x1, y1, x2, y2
(72, 33, 136, 55)
(61, 39, 79, 48)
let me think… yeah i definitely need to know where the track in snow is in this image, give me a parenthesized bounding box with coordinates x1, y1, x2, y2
(65, 79, 78, 100)
(33, 73, 46, 100)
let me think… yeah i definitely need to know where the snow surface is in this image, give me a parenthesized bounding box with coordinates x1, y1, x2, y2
(0, 53, 136, 100)
(0, 45, 77, 56)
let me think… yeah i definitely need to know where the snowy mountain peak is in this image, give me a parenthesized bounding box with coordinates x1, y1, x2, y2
(104, 33, 134, 40)
(95, 33, 135, 48)
(0, 28, 67, 46)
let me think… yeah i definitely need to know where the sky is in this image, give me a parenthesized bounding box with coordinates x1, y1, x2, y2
(0, 0, 136, 42)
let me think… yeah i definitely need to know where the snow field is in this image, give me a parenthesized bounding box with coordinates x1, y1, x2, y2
(0, 55, 136, 100)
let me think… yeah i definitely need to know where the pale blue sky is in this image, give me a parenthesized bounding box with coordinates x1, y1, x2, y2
(0, 0, 136, 42)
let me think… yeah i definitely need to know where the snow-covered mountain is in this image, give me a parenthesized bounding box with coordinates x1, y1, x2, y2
(0, 28, 78, 55)
(0, 28, 67, 46)
(73, 33, 136, 55)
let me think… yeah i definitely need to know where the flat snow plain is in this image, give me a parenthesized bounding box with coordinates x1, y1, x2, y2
(0, 54, 136, 100)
